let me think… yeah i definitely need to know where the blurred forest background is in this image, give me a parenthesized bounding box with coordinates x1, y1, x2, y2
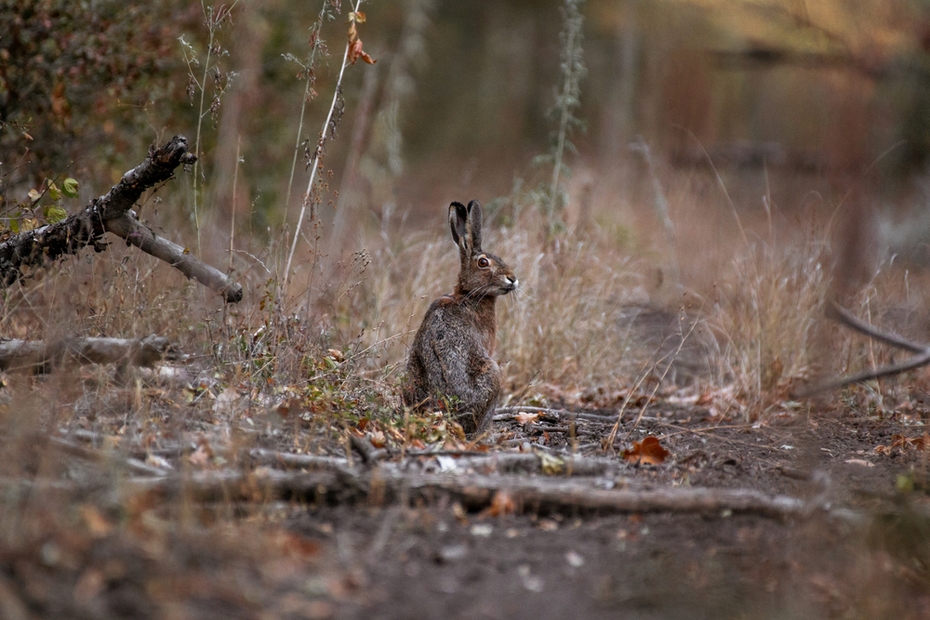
(7, 0, 930, 242)
(6, 0, 930, 335)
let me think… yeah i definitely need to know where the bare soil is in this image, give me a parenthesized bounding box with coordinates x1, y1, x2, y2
(286, 406, 930, 620)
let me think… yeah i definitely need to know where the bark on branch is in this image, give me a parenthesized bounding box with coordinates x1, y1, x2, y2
(0, 135, 243, 303)
(0, 335, 179, 372)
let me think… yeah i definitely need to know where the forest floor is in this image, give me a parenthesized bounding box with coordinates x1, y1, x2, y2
(3, 366, 930, 620)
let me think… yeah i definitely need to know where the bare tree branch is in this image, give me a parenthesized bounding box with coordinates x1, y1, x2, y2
(800, 301, 930, 396)
(104, 214, 241, 302)
(0, 135, 243, 303)
(826, 301, 927, 354)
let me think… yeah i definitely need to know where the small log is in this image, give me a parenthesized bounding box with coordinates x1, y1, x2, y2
(0, 335, 178, 372)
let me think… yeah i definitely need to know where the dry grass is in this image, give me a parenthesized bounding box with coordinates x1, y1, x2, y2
(3, 163, 930, 616)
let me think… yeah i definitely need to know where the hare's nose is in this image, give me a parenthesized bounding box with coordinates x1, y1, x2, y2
(506, 276, 519, 290)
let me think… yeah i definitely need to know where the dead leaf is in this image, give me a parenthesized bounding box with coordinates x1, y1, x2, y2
(346, 11, 376, 65)
(538, 452, 565, 475)
(347, 38, 376, 65)
(484, 490, 517, 517)
(272, 530, 322, 560)
(369, 430, 386, 448)
(188, 437, 214, 467)
(80, 505, 113, 538)
(877, 433, 930, 455)
(514, 412, 539, 425)
(623, 436, 670, 465)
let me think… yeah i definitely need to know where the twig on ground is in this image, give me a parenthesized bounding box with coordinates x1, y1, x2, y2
(49, 437, 170, 477)
(495, 406, 620, 424)
(349, 434, 387, 464)
(247, 448, 350, 470)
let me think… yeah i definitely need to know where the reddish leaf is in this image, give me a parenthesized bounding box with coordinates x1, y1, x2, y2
(623, 436, 670, 465)
(347, 37, 376, 65)
(484, 490, 517, 517)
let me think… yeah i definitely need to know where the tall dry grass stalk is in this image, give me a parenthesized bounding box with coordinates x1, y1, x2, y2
(284, 1, 366, 287)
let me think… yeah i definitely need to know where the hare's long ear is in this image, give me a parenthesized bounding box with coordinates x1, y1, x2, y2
(449, 201, 470, 260)
(466, 200, 483, 252)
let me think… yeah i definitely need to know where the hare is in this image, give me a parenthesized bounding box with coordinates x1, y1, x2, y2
(403, 200, 518, 435)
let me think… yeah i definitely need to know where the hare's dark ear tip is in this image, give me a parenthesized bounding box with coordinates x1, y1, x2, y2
(467, 200, 482, 212)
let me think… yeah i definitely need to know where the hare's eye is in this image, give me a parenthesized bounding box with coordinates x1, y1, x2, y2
(477, 257, 490, 269)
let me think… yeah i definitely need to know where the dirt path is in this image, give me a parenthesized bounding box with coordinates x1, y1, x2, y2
(4, 377, 930, 619)
(276, 408, 930, 619)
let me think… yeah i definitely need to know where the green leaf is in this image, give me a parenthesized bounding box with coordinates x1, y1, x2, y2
(47, 181, 61, 202)
(62, 177, 79, 198)
(43, 204, 67, 224)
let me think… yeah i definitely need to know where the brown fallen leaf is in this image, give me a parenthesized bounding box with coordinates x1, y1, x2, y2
(623, 436, 670, 465)
(368, 430, 386, 449)
(877, 433, 930, 455)
(80, 505, 113, 538)
(514, 412, 539, 425)
(188, 437, 214, 467)
(484, 490, 517, 517)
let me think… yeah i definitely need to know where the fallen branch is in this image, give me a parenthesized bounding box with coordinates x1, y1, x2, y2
(0, 136, 242, 303)
(495, 406, 620, 424)
(245, 448, 617, 477)
(49, 437, 170, 477)
(431, 452, 619, 477)
(801, 301, 930, 395)
(115, 467, 853, 522)
(247, 448, 351, 471)
(0, 335, 179, 372)
(104, 214, 240, 302)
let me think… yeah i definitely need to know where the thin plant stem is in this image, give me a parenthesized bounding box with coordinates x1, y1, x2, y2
(284, 0, 362, 288)
(546, 0, 584, 238)
(547, 26, 576, 226)
(229, 135, 240, 273)
(189, 0, 239, 258)
(283, 1, 330, 230)
(192, 2, 215, 257)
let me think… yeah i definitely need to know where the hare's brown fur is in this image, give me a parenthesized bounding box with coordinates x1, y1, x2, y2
(403, 201, 517, 434)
